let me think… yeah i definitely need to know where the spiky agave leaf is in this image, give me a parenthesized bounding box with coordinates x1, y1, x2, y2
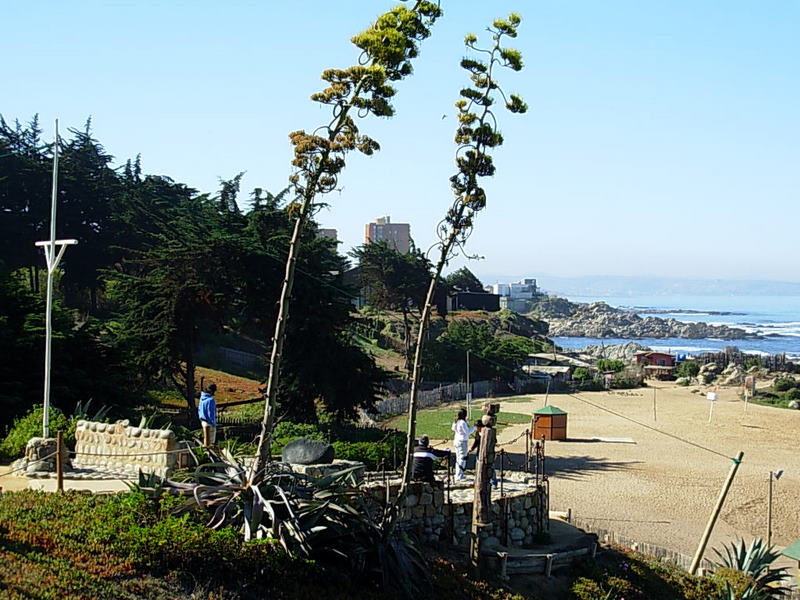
(713, 538, 789, 599)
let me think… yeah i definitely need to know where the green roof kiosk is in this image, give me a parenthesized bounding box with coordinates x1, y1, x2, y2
(781, 540, 800, 585)
(532, 405, 568, 441)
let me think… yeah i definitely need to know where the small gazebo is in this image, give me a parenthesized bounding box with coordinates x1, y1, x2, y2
(532, 405, 568, 441)
(781, 540, 800, 584)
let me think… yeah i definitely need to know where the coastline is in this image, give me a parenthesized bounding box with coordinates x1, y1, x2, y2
(546, 293, 800, 360)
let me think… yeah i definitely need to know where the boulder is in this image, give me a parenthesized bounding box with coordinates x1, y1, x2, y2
(718, 365, 745, 386)
(281, 438, 335, 465)
(788, 400, 800, 410)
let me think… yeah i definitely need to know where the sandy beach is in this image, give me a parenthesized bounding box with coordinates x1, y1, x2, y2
(495, 381, 800, 573)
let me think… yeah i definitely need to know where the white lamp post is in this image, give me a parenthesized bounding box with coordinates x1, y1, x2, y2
(35, 120, 77, 438)
(768, 469, 784, 547)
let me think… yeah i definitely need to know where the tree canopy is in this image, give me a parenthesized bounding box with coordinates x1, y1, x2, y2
(0, 116, 388, 427)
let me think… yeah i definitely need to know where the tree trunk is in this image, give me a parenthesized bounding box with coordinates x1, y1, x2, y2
(184, 343, 198, 426)
(252, 213, 306, 476)
(402, 308, 412, 373)
(474, 425, 496, 524)
(399, 229, 459, 497)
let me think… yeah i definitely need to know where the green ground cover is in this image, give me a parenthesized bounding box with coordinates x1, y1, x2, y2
(0, 490, 523, 600)
(385, 407, 531, 440)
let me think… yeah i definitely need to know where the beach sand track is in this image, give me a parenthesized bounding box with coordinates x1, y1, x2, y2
(496, 383, 799, 574)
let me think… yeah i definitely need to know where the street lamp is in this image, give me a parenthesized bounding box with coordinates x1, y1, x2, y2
(768, 469, 784, 547)
(35, 120, 78, 438)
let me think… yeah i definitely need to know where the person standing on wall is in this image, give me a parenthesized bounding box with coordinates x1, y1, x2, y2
(451, 407, 475, 481)
(198, 383, 217, 447)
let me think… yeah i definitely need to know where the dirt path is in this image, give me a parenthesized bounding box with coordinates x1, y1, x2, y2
(495, 382, 800, 572)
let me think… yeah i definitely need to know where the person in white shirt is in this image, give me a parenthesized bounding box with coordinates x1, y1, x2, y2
(451, 407, 475, 481)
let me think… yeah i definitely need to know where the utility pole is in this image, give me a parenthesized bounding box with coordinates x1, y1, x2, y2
(768, 469, 784, 546)
(35, 120, 78, 438)
(689, 451, 744, 574)
(466, 350, 472, 419)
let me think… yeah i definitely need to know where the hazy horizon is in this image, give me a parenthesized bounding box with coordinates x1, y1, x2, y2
(470, 273, 800, 297)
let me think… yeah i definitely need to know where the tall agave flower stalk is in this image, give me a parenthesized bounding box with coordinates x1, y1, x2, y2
(252, 2, 442, 479)
(398, 14, 527, 496)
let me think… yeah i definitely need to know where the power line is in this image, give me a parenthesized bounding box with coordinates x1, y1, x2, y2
(567, 392, 735, 462)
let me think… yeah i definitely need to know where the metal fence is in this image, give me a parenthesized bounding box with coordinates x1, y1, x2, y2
(368, 379, 501, 419)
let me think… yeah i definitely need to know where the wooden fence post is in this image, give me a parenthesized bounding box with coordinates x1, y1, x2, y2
(56, 430, 64, 492)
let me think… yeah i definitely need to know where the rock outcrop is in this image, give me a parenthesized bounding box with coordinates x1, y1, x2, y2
(533, 299, 756, 340)
(281, 438, 335, 465)
(717, 363, 745, 386)
(579, 341, 651, 362)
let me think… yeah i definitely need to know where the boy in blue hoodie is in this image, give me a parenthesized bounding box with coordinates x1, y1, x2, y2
(198, 383, 217, 447)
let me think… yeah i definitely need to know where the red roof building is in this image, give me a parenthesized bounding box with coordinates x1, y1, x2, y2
(635, 352, 675, 367)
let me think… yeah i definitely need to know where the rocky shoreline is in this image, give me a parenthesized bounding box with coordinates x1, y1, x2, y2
(532, 299, 757, 340)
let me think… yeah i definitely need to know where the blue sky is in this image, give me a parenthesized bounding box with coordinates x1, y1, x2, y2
(4, 1, 798, 283)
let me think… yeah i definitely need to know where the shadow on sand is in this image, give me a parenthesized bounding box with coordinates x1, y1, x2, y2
(493, 452, 641, 481)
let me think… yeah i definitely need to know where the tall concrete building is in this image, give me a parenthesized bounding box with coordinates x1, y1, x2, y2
(364, 216, 411, 253)
(317, 228, 338, 242)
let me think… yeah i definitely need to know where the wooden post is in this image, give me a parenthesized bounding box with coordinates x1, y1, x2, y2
(471, 419, 496, 577)
(653, 387, 657, 422)
(689, 451, 744, 574)
(56, 430, 64, 492)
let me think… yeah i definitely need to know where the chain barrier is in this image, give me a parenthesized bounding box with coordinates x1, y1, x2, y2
(0, 450, 59, 478)
(496, 429, 528, 449)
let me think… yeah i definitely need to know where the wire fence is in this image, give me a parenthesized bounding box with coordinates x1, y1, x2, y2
(571, 514, 800, 596)
(368, 379, 501, 419)
(570, 515, 714, 572)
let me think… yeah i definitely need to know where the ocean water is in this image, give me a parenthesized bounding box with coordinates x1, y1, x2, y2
(551, 295, 800, 360)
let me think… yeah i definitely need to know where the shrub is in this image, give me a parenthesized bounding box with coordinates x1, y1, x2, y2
(783, 388, 800, 402)
(610, 376, 642, 390)
(596, 359, 625, 373)
(0, 405, 72, 461)
(331, 440, 405, 470)
(573, 367, 603, 390)
(773, 377, 797, 392)
(272, 422, 326, 453)
(676, 361, 700, 379)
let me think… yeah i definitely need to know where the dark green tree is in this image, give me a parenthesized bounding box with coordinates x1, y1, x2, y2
(241, 198, 386, 422)
(423, 319, 536, 381)
(57, 119, 122, 313)
(107, 176, 243, 417)
(350, 240, 431, 370)
(443, 266, 484, 293)
(0, 115, 51, 290)
(0, 260, 133, 432)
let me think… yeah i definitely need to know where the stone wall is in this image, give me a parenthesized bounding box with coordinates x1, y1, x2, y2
(365, 478, 548, 548)
(72, 420, 178, 478)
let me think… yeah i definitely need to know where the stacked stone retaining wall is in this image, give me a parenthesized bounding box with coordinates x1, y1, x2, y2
(72, 420, 178, 478)
(366, 479, 548, 548)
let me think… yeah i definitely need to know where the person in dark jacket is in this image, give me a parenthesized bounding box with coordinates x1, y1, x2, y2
(411, 435, 450, 483)
(468, 419, 484, 456)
